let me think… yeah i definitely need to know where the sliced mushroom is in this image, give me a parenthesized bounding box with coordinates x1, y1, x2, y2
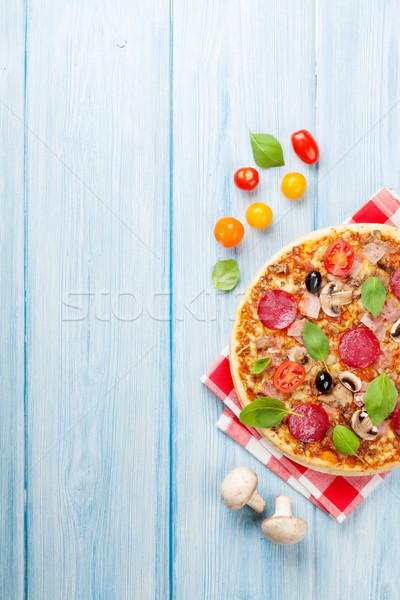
(320, 283, 353, 317)
(269, 263, 288, 274)
(339, 371, 362, 393)
(343, 278, 362, 297)
(287, 345, 310, 367)
(321, 383, 353, 409)
(391, 319, 400, 343)
(377, 259, 395, 275)
(351, 410, 378, 441)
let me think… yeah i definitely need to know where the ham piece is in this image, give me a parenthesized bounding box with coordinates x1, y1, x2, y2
(299, 292, 321, 319)
(377, 420, 390, 436)
(349, 258, 362, 278)
(381, 298, 400, 325)
(260, 381, 283, 400)
(353, 392, 365, 407)
(287, 318, 306, 344)
(304, 261, 315, 272)
(360, 312, 386, 341)
(374, 349, 393, 370)
(363, 242, 386, 264)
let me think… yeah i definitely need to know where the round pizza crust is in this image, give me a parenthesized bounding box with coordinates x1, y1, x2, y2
(230, 223, 400, 476)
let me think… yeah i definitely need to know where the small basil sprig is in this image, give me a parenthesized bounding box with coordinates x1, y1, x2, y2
(212, 259, 240, 291)
(249, 131, 285, 169)
(302, 321, 329, 370)
(361, 276, 386, 317)
(251, 357, 271, 375)
(332, 426, 365, 464)
(364, 373, 397, 426)
(240, 397, 303, 429)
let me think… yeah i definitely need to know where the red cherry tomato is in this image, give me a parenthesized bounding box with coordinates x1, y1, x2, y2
(323, 239, 354, 276)
(214, 217, 245, 248)
(291, 130, 320, 164)
(273, 361, 306, 393)
(234, 168, 260, 191)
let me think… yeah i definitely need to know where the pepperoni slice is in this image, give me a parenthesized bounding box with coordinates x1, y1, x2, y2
(391, 268, 400, 301)
(338, 327, 380, 368)
(257, 290, 298, 330)
(391, 405, 400, 437)
(288, 403, 329, 443)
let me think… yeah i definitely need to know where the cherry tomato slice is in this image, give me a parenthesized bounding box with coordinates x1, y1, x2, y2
(214, 217, 244, 248)
(323, 239, 354, 276)
(273, 361, 306, 393)
(291, 130, 320, 164)
(234, 168, 259, 191)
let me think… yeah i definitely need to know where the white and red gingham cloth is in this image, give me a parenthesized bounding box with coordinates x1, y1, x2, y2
(202, 187, 400, 522)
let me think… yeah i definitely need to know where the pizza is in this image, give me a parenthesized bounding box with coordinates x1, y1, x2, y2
(230, 223, 400, 475)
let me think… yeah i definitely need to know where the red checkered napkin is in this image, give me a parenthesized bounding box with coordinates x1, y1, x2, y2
(202, 187, 400, 522)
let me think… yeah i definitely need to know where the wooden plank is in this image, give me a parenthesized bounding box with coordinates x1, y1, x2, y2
(24, 1, 170, 597)
(0, 1, 26, 597)
(316, 2, 400, 599)
(171, 1, 317, 597)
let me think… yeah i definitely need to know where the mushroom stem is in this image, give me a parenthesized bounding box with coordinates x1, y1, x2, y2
(247, 491, 266, 513)
(273, 495, 292, 517)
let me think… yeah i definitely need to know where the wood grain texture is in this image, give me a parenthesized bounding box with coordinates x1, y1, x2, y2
(0, 1, 25, 598)
(172, 1, 316, 598)
(3, 0, 400, 598)
(315, 3, 400, 599)
(24, 1, 170, 598)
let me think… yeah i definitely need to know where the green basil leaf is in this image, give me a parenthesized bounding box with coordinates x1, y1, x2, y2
(249, 131, 285, 169)
(240, 398, 288, 428)
(212, 259, 240, 291)
(302, 321, 329, 366)
(239, 397, 302, 429)
(332, 425, 361, 457)
(364, 373, 397, 426)
(361, 277, 387, 317)
(251, 357, 271, 375)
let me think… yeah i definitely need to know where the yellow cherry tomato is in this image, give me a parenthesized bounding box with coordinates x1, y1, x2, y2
(281, 172, 307, 200)
(246, 202, 273, 229)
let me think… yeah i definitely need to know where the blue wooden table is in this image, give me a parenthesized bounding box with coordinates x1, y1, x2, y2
(2, 1, 400, 598)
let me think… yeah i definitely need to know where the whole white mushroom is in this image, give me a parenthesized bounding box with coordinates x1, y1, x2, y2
(220, 467, 266, 513)
(261, 495, 307, 545)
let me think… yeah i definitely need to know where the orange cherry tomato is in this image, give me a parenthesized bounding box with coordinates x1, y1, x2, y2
(273, 361, 306, 393)
(281, 172, 307, 200)
(214, 217, 245, 248)
(246, 202, 273, 229)
(323, 239, 354, 276)
(234, 168, 260, 191)
(291, 130, 320, 164)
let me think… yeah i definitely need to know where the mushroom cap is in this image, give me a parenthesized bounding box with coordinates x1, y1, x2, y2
(220, 467, 258, 510)
(261, 516, 308, 545)
(351, 410, 378, 440)
(320, 283, 352, 317)
(339, 371, 362, 393)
